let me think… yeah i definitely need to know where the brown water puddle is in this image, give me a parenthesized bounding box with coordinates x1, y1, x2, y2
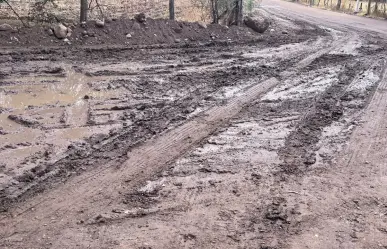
(0, 64, 119, 110)
(0, 64, 123, 174)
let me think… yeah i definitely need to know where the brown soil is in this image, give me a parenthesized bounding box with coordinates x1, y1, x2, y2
(0, 16, 308, 47)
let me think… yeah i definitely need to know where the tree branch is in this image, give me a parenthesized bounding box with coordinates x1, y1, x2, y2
(3, 0, 28, 27)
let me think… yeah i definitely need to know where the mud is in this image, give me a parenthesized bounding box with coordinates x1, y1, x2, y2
(0, 16, 322, 207)
(1, 2, 387, 249)
(0, 16, 320, 48)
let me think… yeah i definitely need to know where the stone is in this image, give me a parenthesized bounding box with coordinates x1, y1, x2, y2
(173, 27, 182, 33)
(197, 21, 207, 29)
(53, 23, 68, 39)
(244, 16, 270, 33)
(134, 13, 146, 23)
(126, 33, 132, 38)
(47, 28, 54, 36)
(132, 21, 141, 30)
(63, 38, 71, 45)
(0, 24, 13, 31)
(66, 28, 72, 37)
(95, 19, 105, 28)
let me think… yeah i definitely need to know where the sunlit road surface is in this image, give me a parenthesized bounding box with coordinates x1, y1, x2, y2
(262, 0, 387, 34)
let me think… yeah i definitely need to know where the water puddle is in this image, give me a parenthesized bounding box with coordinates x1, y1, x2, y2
(0, 64, 124, 173)
(0, 64, 118, 110)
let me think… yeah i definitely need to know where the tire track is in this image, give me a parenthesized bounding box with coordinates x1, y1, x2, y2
(0, 27, 357, 249)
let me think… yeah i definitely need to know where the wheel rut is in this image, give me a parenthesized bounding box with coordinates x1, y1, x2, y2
(0, 33, 351, 247)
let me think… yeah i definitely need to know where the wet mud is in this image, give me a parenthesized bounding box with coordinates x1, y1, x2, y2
(1, 6, 387, 249)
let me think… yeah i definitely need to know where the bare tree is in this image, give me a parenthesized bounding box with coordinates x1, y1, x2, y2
(211, 0, 219, 23)
(235, 0, 243, 26)
(337, 0, 342, 9)
(80, 0, 88, 22)
(367, 0, 372, 14)
(169, 0, 175, 20)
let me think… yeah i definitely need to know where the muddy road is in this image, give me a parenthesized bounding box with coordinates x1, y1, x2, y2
(1, 0, 387, 248)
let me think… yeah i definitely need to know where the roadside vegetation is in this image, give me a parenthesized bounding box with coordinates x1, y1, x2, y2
(294, 0, 387, 18)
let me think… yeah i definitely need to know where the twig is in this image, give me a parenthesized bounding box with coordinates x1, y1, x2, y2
(95, 0, 105, 19)
(88, 0, 93, 11)
(3, 0, 28, 27)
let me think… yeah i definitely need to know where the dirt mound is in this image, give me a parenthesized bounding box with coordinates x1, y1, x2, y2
(0, 18, 259, 47)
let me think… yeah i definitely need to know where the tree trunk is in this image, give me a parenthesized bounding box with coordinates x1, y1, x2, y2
(211, 0, 219, 23)
(235, 0, 243, 26)
(80, 0, 88, 22)
(367, 0, 372, 14)
(169, 0, 175, 20)
(337, 0, 342, 9)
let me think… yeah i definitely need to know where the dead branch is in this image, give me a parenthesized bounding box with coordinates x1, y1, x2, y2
(95, 0, 105, 19)
(3, 0, 28, 27)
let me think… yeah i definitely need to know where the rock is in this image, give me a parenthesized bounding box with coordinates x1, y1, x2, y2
(173, 27, 182, 33)
(0, 24, 13, 31)
(81, 21, 87, 28)
(132, 22, 141, 31)
(63, 38, 71, 45)
(197, 21, 207, 29)
(270, 28, 275, 32)
(174, 38, 181, 43)
(304, 152, 316, 165)
(82, 30, 88, 36)
(95, 19, 105, 28)
(134, 13, 146, 23)
(94, 214, 107, 223)
(53, 23, 68, 39)
(47, 28, 54, 36)
(126, 33, 132, 38)
(66, 28, 72, 37)
(244, 16, 270, 33)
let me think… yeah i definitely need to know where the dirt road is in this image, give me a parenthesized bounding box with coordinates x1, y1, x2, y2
(1, 1, 387, 248)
